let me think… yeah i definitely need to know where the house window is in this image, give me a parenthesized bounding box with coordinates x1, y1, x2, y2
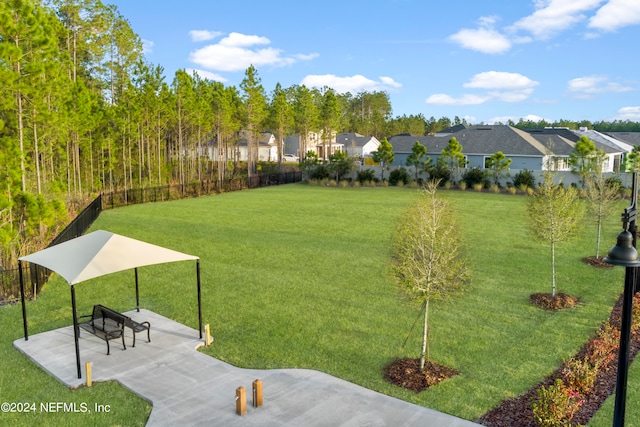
(552, 157, 570, 171)
(483, 156, 491, 169)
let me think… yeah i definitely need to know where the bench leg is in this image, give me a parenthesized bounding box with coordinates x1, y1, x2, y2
(121, 334, 126, 351)
(132, 332, 136, 348)
(106, 339, 110, 356)
(147, 328, 151, 343)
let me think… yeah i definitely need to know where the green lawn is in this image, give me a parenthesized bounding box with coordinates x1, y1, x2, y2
(2, 183, 637, 425)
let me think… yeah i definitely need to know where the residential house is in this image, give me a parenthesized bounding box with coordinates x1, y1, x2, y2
(387, 125, 625, 179)
(335, 132, 380, 160)
(204, 130, 278, 162)
(284, 131, 344, 160)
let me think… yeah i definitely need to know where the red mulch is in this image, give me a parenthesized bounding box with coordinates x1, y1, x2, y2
(583, 256, 615, 269)
(530, 292, 579, 310)
(384, 358, 459, 392)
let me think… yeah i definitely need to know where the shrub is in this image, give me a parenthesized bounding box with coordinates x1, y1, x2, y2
(307, 164, 331, 180)
(513, 169, 536, 189)
(462, 167, 486, 188)
(531, 379, 584, 427)
(357, 169, 376, 184)
(605, 175, 623, 194)
(389, 167, 411, 186)
(507, 186, 517, 195)
(490, 184, 500, 193)
(427, 165, 450, 185)
(473, 183, 483, 191)
(458, 181, 467, 191)
(562, 357, 598, 395)
(585, 321, 619, 367)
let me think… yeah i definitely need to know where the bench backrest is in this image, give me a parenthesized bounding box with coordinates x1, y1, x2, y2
(93, 304, 127, 325)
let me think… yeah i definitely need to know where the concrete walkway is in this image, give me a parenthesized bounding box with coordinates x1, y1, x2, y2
(14, 309, 480, 426)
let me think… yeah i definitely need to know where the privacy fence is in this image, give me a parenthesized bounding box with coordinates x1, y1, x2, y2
(1, 171, 303, 304)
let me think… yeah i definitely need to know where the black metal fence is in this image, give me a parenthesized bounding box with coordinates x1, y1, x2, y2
(101, 171, 302, 209)
(1, 196, 103, 304)
(1, 171, 303, 303)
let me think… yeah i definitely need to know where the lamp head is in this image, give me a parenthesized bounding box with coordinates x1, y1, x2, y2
(604, 230, 640, 267)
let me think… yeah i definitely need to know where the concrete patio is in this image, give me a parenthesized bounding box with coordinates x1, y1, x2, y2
(14, 309, 480, 426)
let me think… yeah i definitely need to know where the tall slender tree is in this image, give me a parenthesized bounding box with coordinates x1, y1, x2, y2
(319, 88, 340, 162)
(240, 65, 267, 178)
(268, 83, 293, 174)
(292, 85, 318, 161)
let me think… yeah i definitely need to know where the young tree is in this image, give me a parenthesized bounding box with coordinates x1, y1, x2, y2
(527, 172, 584, 298)
(626, 145, 640, 172)
(486, 151, 512, 186)
(392, 180, 469, 371)
(439, 137, 466, 183)
(583, 170, 619, 259)
(569, 135, 603, 186)
(372, 137, 394, 181)
(406, 141, 430, 181)
(328, 150, 352, 182)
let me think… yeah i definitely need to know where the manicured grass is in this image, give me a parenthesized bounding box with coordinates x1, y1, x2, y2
(2, 183, 637, 424)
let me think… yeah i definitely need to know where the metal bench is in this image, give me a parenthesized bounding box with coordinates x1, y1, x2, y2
(79, 305, 126, 355)
(79, 305, 151, 354)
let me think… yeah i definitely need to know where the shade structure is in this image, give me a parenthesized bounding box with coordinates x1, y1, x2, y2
(18, 230, 203, 379)
(19, 230, 199, 284)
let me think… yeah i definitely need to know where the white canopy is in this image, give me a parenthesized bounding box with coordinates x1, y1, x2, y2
(19, 230, 203, 379)
(19, 230, 199, 284)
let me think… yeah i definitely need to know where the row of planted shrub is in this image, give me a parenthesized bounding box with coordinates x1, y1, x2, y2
(531, 294, 640, 426)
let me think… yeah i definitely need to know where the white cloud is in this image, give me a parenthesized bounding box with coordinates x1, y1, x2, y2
(300, 74, 402, 93)
(426, 71, 538, 106)
(507, 0, 605, 40)
(489, 89, 536, 102)
(589, 0, 640, 32)
(463, 71, 539, 90)
(185, 68, 228, 83)
(379, 76, 403, 88)
(567, 75, 634, 97)
(219, 32, 270, 47)
(425, 93, 491, 106)
(449, 16, 511, 54)
(189, 30, 223, 42)
(189, 32, 317, 72)
(616, 106, 640, 121)
(142, 39, 154, 54)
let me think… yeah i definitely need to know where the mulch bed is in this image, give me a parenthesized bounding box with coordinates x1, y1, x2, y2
(583, 256, 615, 269)
(384, 358, 459, 392)
(530, 292, 579, 310)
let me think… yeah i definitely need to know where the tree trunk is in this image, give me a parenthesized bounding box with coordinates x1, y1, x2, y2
(551, 241, 556, 298)
(420, 299, 429, 371)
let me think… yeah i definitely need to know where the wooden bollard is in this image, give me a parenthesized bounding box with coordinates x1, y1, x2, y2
(252, 379, 263, 407)
(86, 361, 92, 387)
(236, 386, 246, 416)
(204, 324, 211, 346)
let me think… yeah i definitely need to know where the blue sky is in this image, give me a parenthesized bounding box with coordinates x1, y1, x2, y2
(107, 0, 640, 125)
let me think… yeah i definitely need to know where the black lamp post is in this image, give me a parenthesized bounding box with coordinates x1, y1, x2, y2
(604, 172, 640, 427)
